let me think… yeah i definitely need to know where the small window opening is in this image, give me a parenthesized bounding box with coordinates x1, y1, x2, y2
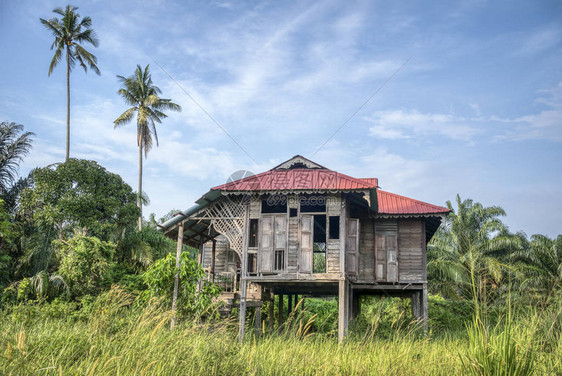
(300, 194, 326, 213)
(329, 216, 340, 239)
(262, 196, 287, 213)
(249, 219, 258, 247)
(248, 253, 257, 273)
(313, 215, 327, 273)
(274, 250, 285, 271)
(289, 208, 298, 217)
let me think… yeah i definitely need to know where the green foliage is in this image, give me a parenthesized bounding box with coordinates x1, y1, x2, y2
(0, 199, 14, 287)
(0, 121, 34, 197)
(56, 235, 116, 297)
(513, 234, 562, 306)
(19, 159, 139, 240)
(141, 252, 220, 316)
(461, 315, 535, 376)
(116, 226, 176, 270)
(428, 195, 520, 304)
(1, 296, 561, 375)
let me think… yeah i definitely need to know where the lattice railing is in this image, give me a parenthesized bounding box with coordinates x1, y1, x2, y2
(199, 197, 248, 255)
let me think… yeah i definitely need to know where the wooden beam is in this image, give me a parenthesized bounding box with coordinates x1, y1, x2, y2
(238, 204, 251, 341)
(171, 221, 184, 329)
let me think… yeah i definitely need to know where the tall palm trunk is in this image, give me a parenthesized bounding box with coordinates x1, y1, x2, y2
(65, 45, 70, 162)
(138, 138, 143, 231)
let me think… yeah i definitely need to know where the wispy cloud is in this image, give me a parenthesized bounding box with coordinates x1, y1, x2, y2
(366, 109, 479, 141)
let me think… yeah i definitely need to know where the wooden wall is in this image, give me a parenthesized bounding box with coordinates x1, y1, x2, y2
(202, 237, 229, 273)
(397, 220, 424, 282)
(357, 218, 426, 284)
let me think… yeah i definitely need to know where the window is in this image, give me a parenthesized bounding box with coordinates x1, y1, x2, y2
(329, 216, 340, 239)
(300, 194, 326, 213)
(249, 219, 258, 247)
(289, 208, 298, 217)
(313, 214, 327, 273)
(274, 250, 285, 271)
(262, 196, 287, 213)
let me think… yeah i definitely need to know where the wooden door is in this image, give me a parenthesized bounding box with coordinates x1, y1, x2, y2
(299, 215, 313, 273)
(345, 218, 359, 275)
(375, 233, 398, 282)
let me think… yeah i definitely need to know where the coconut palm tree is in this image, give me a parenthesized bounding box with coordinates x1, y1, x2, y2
(40, 5, 100, 162)
(114, 65, 181, 230)
(0, 122, 34, 199)
(428, 195, 520, 304)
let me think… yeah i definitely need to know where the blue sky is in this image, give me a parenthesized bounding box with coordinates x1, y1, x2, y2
(1, 0, 561, 236)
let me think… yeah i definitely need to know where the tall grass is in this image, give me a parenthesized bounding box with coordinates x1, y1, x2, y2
(1, 288, 560, 375)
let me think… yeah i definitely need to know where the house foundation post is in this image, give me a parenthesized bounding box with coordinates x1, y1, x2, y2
(171, 221, 184, 330)
(210, 239, 216, 283)
(412, 291, 421, 322)
(338, 278, 350, 342)
(278, 293, 284, 329)
(254, 306, 261, 337)
(351, 291, 361, 319)
(422, 283, 428, 335)
(268, 292, 274, 331)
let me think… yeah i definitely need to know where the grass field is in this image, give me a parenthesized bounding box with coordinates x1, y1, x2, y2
(1, 289, 560, 375)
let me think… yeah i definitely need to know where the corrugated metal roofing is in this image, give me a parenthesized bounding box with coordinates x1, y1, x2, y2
(377, 190, 449, 215)
(212, 169, 377, 192)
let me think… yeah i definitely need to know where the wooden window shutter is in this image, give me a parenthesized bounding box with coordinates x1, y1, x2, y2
(375, 234, 386, 281)
(345, 218, 359, 275)
(274, 215, 286, 250)
(386, 234, 398, 282)
(259, 215, 274, 272)
(299, 215, 313, 273)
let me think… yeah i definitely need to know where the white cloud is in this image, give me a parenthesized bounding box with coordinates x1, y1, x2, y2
(367, 109, 479, 141)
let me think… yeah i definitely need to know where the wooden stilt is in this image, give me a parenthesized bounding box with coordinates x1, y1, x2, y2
(422, 284, 428, 334)
(254, 306, 261, 337)
(210, 239, 216, 283)
(237, 205, 250, 342)
(352, 292, 360, 319)
(412, 291, 421, 322)
(278, 293, 284, 328)
(338, 279, 349, 342)
(268, 293, 274, 331)
(171, 221, 184, 330)
(288, 294, 293, 315)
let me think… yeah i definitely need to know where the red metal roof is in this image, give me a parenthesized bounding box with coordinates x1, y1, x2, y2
(210, 156, 449, 216)
(212, 169, 378, 192)
(377, 190, 449, 215)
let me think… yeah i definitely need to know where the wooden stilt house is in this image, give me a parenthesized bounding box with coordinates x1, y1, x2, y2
(160, 155, 449, 340)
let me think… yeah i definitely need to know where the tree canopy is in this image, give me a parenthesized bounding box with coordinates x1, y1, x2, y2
(20, 159, 139, 241)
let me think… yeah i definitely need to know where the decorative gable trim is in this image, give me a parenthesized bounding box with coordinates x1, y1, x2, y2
(271, 155, 327, 170)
